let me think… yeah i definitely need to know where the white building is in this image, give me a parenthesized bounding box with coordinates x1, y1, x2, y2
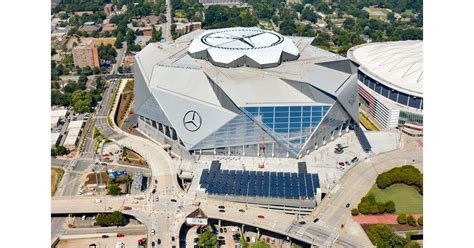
(347, 40, 423, 135)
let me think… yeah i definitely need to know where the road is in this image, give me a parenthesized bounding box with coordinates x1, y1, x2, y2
(301, 143, 423, 246)
(111, 42, 127, 75)
(164, 0, 172, 41)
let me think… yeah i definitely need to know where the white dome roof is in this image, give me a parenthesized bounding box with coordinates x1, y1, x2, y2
(348, 40, 423, 96)
(188, 27, 300, 68)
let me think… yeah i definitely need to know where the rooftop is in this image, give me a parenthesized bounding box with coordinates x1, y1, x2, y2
(188, 27, 300, 69)
(347, 40, 423, 96)
(135, 28, 352, 108)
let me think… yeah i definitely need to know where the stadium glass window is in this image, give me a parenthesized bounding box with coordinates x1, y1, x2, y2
(158, 123, 163, 133)
(165, 126, 171, 137)
(397, 92, 409, 106)
(152, 120, 157, 129)
(275, 111, 288, 118)
(260, 107, 274, 113)
(275, 106, 289, 112)
(246, 107, 258, 114)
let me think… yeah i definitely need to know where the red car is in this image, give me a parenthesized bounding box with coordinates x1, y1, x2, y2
(338, 162, 345, 166)
(124, 206, 132, 210)
(117, 233, 125, 238)
(257, 215, 265, 219)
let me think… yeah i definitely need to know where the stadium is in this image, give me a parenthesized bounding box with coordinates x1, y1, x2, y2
(347, 40, 423, 135)
(133, 27, 371, 159)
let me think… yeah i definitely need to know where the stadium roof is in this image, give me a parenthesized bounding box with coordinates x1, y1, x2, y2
(347, 40, 423, 97)
(188, 27, 300, 68)
(135, 28, 353, 108)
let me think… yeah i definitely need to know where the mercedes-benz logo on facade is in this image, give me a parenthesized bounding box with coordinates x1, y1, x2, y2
(183, 110, 202, 132)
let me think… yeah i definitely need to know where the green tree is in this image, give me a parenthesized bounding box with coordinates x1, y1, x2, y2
(366, 224, 394, 247)
(351, 208, 359, 216)
(343, 17, 356, 30)
(384, 201, 396, 213)
(109, 211, 125, 226)
(95, 211, 125, 227)
(417, 216, 423, 226)
(250, 240, 270, 248)
(78, 74, 88, 84)
(107, 183, 121, 196)
(389, 233, 407, 247)
(301, 7, 317, 23)
(405, 241, 421, 248)
(115, 33, 124, 49)
(407, 215, 417, 226)
(197, 229, 217, 247)
(397, 214, 407, 224)
(149, 26, 162, 43)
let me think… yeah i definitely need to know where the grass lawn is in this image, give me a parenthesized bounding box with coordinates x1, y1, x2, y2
(174, 10, 186, 18)
(369, 184, 423, 214)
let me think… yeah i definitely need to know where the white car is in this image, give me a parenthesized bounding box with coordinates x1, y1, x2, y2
(151, 229, 156, 235)
(115, 242, 125, 248)
(95, 199, 102, 203)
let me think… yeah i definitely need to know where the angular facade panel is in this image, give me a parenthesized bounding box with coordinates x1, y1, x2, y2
(150, 87, 238, 148)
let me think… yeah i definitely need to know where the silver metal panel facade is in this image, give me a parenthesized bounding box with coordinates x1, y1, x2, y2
(300, 101, 352, 156)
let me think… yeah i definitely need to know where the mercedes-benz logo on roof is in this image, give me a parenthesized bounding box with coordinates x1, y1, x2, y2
(183, 110, 202, 132)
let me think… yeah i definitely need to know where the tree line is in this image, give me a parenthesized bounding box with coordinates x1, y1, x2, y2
(376, 165, 423, 194)
(354, 193, 396, 215)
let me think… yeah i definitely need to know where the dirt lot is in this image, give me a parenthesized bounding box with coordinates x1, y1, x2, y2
(122, 148, 147, 167)
(84, 172, 109, 185)
(57, 234, 146, 248)
(51, 168, 64, 196)
(117, 81, 134, 127)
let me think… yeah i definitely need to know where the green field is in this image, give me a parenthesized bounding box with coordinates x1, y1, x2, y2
(368, 184, 423, 214)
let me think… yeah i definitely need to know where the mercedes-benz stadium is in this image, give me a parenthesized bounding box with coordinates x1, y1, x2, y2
(348, 40, 423, 135)
(133, 27, 370, 159)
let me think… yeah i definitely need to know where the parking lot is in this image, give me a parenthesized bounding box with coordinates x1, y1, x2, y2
(56, 234, 146, 248)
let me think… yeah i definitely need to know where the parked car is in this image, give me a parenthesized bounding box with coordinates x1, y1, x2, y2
(171, 199, 177, 202)
(117, 233, 125, 237)
(157, 239, 161, 245)
(257, 215, 265, 219)
(299, 221, 306, 225)
(101, 235, 109, 238)
(218, 205, 225, 209)
(239, 209, 245, 213)
(351, 157, 359, 163)
(219, 209, 225, 213)
(313, 218, 319, 223)
(151, 229, 156, 235)
(346, 203, 350, 208)
(124, 206, 132, 210)
(338, 162, 345, 166)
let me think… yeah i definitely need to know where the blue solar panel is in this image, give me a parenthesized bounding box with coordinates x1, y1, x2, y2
(198, 168, 321, 199)
(299, 174, 307, 198)
(312, 174, 320, 192)
(305, 174, 314, 198)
